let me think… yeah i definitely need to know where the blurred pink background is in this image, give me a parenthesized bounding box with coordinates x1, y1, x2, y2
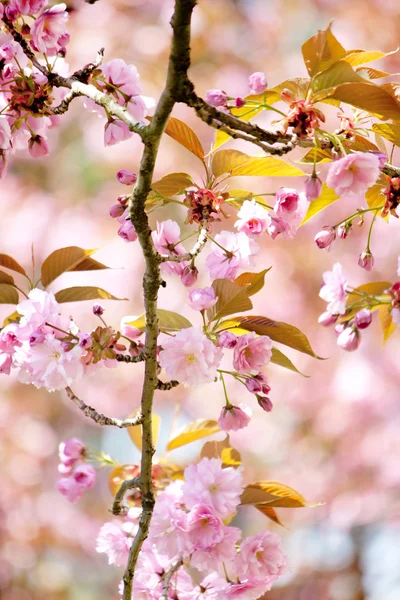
(1, 1, 400, 599)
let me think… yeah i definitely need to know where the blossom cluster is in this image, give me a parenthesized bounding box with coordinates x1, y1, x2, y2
(56, 437, 96, 503)
(96, 457, 287, 600)
(0, 289, 125, 390)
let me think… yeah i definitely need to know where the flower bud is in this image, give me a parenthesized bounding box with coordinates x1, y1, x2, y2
(109, 203, 126, 219)
(116, 169, 137, 185)
(180, 265, 199, 287)
(257, 396, 273, 412)
(334, 322, 346, 336)
(337, 327, 360, 352)
(5, 6, 19, 21)
(318, 311, 338, 327)
(248, 72, 267, 95)
(218, 331, 238, 349)
(354, 308, 373, 329)
(118, 220, 137, 242)
(358, 250, 374, 271)
(337, 222, 352, 239)
(78, 333, 92, 348)
(235, 97, 245, 108)
(188, 287, 218, 311)
(205, 89, 228, 108)
(314, 226, 336, 250)
(304, 175, 322, 201)
(93, 304, 104, 317)
(28, 135, 49, 158)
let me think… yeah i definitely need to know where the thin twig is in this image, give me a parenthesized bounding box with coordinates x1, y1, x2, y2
(161, 559, 184, 600)
(160, 224, 208, 263)
(111, 477, 142, 516)
(156, 379, 180, 390)
(65, 387, 143, 428)
(116, 353, 147, 363)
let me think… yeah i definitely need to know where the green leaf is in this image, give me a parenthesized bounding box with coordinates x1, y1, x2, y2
(241, 480, 310, 508)
(41, 247, 109, 288)
(302, 25, 346, 77)
(346, 282, 391, 306)
(300, 183, 340, 225)
(54, 286, 126, 303)
(219, 315, 323, 359)
(212, 149, 304, 178)
(207, 279, 253, 322)
(0, 283, 19, 304)
(344, 49, 398, 67)
(163, 116, 205, 160)
(329, 82, 400, 121)
(379, 305, 396, 343)
(0, 254, 27, 277)
(311, 60, 365, 96)
(127, 308, 192, 333)
(270, 347, 309, 377)
(372, 122, 400, 147)
(151, 172, 194, 197)
(0, 270, 15, 286)
(234, 269, 272, 297)
(167, 419, 220, 451)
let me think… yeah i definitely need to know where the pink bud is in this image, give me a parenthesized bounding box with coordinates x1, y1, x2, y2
(257, 396, 273, 412)
(117, 195, 129, 206)
(304, 175, 322, 201)
(78, 333, 92, 348)
(235, 97, 245, 108)
(218, 331, 238, 349)
(61, 438, 85, 460)
(28, 135, 49, 158)
(104, 119, 132, 146)
(248, 72, 267, 95)
(93, 304, 104, 316)
(337, 223, 352, 239)
(109, 203, 126, 219)
(188, 287, 218, 311)
(267, 215, 286, 239)
(318, 311, 338, 327)
(358, 251, 374, 271)
(5, 6, 19, 21)
(118, 220, 137, 243)
(334, 322, 346, 336)
(337, 328, 360, 352)
(354, 309, 373, 329)
(314, 226, 336, 250)
(245, 373, 271, 396)
(218, 403, 252, 432)
(180, 265, 199, 287)
(205, 89, 228, 108)
(116, 169, 137, 185)
(73, 464, 96, 489)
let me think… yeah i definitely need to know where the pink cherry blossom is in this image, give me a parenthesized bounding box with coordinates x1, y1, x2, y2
(151, 219, 187, 276)
(235, 199, 270, 237)
(233, 332, 272, 374)
(149, 495, 188, 558)
(225, 579, 271, 600)
(101, 59, 143, 102)
(59, 438, 85, 461)
(104, 119, 132, 146)
(183, 457, 242, 519)
(318, 311, 338, 326)
(73, 464, 96, 488)
(326, 152, 382, 196)
(96, 520, 133, 566)
(159, 328, 222, 386)
(191, 525, 241, 572)
(391, 308, 400, 327)
(116, 169, 137, 185)
(56, 476, 84, 503)
(206, 231, 259, 281)
(188, 287, 218, 311)
(181, 264, 198, 287)
(30, 3, 69, 56)
(186, 503, 224, 550)
(314, 226, 336, 250)
(269, 189, 307, 239)
(319, 262, 348, 315)
(19, 334, 84, 391)
(218, 403, 252, 431)
(274, 187, 300, 217)
(248, 72, 267, 95)
(0, 353, 12, 374)
(236, 530, 287, 581)
(17, 288, 60, 339)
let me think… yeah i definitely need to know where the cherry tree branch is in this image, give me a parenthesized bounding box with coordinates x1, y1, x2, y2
(119, 2, 197, 598)
(65, 387, 143, 428)
(156, 379, 180, 390)
(160, 223, 208, 263)
(111, 477, 142, 516)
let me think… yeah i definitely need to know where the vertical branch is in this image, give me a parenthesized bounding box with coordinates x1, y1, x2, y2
(121, 2, 197, 598)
